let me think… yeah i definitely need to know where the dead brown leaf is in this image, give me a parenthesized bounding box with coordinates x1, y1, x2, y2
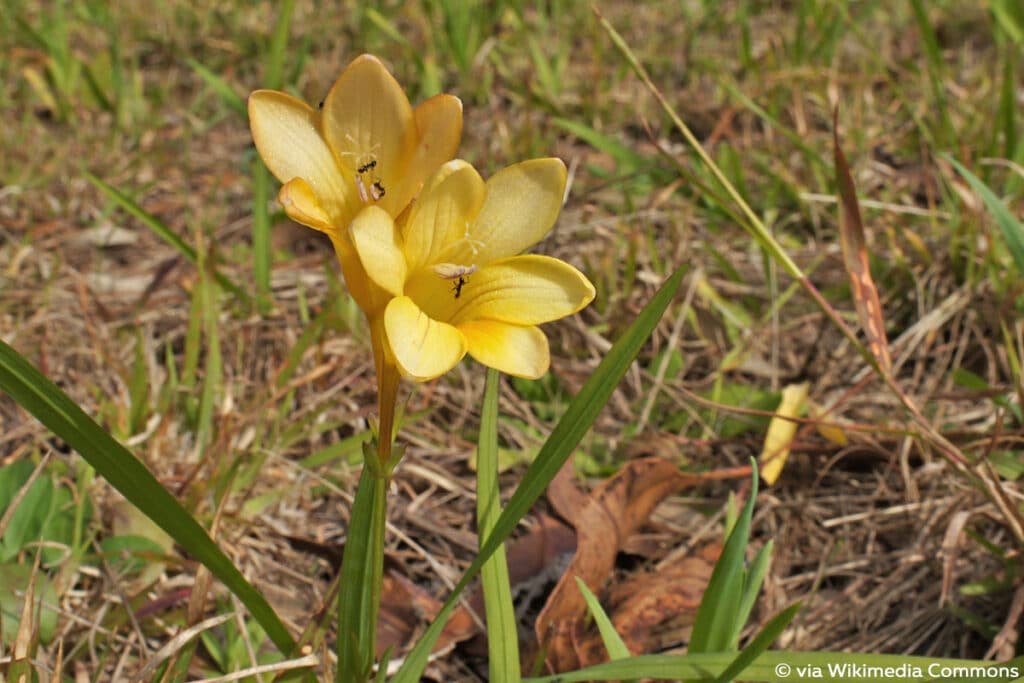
(577, 543, 720, 666)
(376, 514, 577, 660)
(833, 107, 892, 374)
(536, 457, 735, 673)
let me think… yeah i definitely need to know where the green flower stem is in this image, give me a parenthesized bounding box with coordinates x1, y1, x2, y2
(336, 464, 388, 683)
(337, 326, 402, 682)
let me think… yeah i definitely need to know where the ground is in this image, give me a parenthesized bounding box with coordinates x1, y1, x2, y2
(1, 1, 1022, 680)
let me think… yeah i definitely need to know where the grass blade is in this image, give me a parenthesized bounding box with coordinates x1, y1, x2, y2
(944, 154, 1024, 274)
(711, 603, 800, 683)
(265, 0, 295, 89)
(478, 368, 520, 682)
(520, 650, 1021, 682)
(83, 170, 251, 306)
(689, 462, 758, 653)
(392, 266, 686, 683)
(0, 340, 295, 654)
(186, 57, 246, 117)
(735, 540, 774, 651)
(576, 578, 634, 682)
(252, 154, 273, 313)
(249, 0, 296, 313)
(909, 0, 953, 142)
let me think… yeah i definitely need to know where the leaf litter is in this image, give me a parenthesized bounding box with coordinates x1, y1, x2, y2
(1, 1, 1022, 680)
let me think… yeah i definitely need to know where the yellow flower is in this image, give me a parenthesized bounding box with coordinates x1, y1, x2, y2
(248, 54, 462, 316)
(349, 158, 595, 380)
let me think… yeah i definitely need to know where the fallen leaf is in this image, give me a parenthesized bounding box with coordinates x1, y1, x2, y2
(759, 382, 809, 485)
(536, 457, 726, 672)
(377, 514, 577, 660)
(577, 542, 720, 665)
(808, 399, 848, 447)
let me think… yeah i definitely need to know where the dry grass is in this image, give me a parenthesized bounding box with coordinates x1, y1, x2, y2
(1, 1, 1022, 679)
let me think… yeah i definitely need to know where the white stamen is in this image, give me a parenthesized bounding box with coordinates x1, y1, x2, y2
(432, 263, 477, 280)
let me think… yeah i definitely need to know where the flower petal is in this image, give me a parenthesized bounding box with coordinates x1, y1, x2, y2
(402, 160, 486, 272)
(387, 94, 464, 215)
(461, 158, 567, 264)
(328, 234, 385, 317)
(452, 255, 595, 325)
(248, 90, 355, 223)
(321, 55, 416, 216)
(385, 296, 467, 381)
(460, 320, 550, 379)
(349, 206, 407, 297)
(278, 178, 335, 234)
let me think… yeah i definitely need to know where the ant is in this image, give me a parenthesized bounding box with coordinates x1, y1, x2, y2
(433, 263, 476, 299)
(452, 275, 467, 298)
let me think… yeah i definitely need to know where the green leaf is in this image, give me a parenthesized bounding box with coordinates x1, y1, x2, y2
(0, 461, 80, 566)
(0, 340, 294, 654)
(735, 540, 774, 650)
(478, 368, 520, 682)
(712, 603, 799, 683)
(392, 266, 686, 683)
(576, 578, 634, 682)
(689, 461, 758, 653)
(944, 154, 1024, 273)
(0, 563, 58, 647)
(519, 651, 1024, 682)
(336, 465, 387, 682)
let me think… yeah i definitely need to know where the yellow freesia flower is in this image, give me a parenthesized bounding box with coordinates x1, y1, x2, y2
(349, 158, 596, 381)
(248, 54, 462, 316)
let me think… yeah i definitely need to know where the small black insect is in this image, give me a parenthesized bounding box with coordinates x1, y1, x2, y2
(433, 263, 476, 299)
(357, 159, 377, 174)
(452, 275, 467, 299)
(372, 180, 385, 199)
(318, 99, 325, 110)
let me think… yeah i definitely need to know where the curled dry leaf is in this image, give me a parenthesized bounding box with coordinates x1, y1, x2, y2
(833, 108, 892, 374)
(576, 542, 720, 666)
(536, 457, 739, 673)
(376, 514, 576, 659)
(376, 571, 477, 660)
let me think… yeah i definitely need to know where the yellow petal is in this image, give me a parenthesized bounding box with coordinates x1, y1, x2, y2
(466, 158, 567, 263)
(248, 90, 355, 223)
(402, 160, 486, 272)
(327, 234, 383, 316)
(278, 178, 335, 234)
(387, 94, 464, 215)
(460, 320, 550, 379)
(320, 55, 416, 216)
(349, 206, 406, 297)
(759, 382, 810, 486)
(452, 255, 595, 326)
(385, 296, 467, 381)
(809, 400, 849, 447)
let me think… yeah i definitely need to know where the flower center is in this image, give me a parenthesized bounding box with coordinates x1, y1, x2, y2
(436, 222, 486, 265)
(340, 137, 386, 205)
